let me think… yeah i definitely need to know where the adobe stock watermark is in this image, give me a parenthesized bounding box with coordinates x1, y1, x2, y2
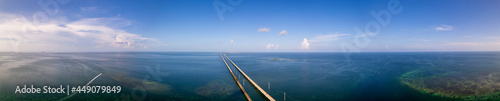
(213, 0, 243, 21)
(116, 64, 169, 101)
(339, 0, 404, 64)
(32, 0, 70, 26)
(7, 0, 71, 53)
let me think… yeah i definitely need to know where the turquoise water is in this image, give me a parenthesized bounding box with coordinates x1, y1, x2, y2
(0, 52, 500, 100)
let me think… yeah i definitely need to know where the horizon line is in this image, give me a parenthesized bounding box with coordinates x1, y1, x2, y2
(1, 50, 499, 53)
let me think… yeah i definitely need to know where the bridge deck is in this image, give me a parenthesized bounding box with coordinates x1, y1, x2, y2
(220, 54, 252, 101)
(223, 54, 276, 101)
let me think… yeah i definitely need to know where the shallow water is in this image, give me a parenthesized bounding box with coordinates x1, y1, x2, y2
(0, 52, 499, 100)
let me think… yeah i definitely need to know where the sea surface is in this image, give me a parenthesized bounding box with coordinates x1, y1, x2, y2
(0, 52, 500, 101)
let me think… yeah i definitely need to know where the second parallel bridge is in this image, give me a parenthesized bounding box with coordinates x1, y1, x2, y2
(223, 54, 276, 101)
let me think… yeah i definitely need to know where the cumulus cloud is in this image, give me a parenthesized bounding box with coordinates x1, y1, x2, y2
(0, 13, 154, 52)
(258, 27, 270, 32)
(266, 44, 278, 49)
(279, 30, 287, 36)
(434, 25, 453, 31)
(230, 40, 234, 43)
(300, 38, 310, 49)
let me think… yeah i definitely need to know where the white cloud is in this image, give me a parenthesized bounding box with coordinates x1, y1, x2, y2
(258, 27, 270, 32)
(266, 44, 278, 49)
(230, 40, 234, 43)
(310, 34, 350, 43)
(0, 13, 154, 52)
(300, 38, 310, 49)
(279, 30, 287, 36)
(434, 25, 453, 31)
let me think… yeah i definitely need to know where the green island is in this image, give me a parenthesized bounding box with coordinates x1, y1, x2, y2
(401, 69, 500, 100)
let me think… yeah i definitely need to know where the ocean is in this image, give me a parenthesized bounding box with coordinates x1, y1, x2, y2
(1, 52, 500, 101)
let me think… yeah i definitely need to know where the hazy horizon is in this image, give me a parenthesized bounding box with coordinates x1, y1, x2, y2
(2, 50, 500, 53)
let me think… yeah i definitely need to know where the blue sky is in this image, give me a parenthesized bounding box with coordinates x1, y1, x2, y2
(0, 0, 499, 52)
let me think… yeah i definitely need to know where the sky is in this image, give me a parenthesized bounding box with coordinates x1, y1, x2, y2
(0, 0, 499, 52)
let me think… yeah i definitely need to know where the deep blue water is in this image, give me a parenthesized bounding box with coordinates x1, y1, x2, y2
(0, 52, 500, 100)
